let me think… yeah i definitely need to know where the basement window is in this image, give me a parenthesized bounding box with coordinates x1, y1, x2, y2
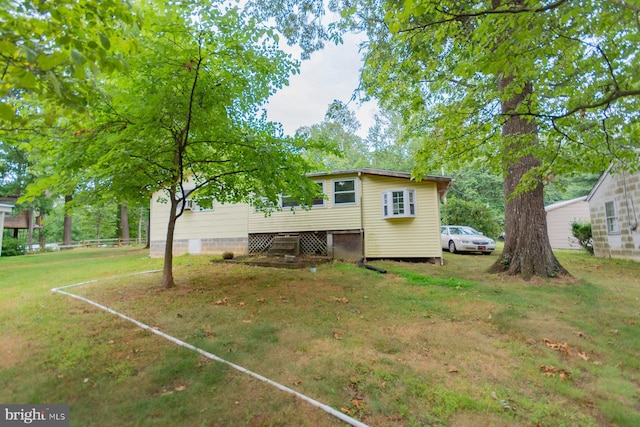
(382, 189, 415, 219)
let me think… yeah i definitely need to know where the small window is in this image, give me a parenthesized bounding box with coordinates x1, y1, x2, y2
(333, 179, 356, 205)
(281, 182, 325, 208)
(382, 189, 416, 219)
(184, 198, 214, 212)
(605, 201, 619, 234)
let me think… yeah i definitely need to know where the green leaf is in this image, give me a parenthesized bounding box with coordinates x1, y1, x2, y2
(18, 71, 38, 89)
(99, 33, 111, 50)
(70, 49, 87, 65)
(37, 52, 69, 70)
(0, 103, 15, 121)
(0, 41, 17, 56)
(21, 45, 38, 62)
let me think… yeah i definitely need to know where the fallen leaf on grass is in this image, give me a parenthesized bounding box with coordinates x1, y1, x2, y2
(238, 302, 245, 307)
(256, 298, 266, 303)
(333, 332, 343, 340)
(540, 365, 571, 380)
(448, 367, 459, 374)
(542, 338, 572, 356)
(340, 408, 351, 415)
(292, 380, 302, 386)
(175, 385, 187, 391)
(576, 331, 589, 339)
(577, 351, 589, 361)
(332, 297, 349, 304)
(352, 399, 364, 409)
(214, 297, 231, 306)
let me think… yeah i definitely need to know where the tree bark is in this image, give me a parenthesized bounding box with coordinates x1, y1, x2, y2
(27, 209, 33, 250)
(488, 78, 568, 279)
(162, 190, 178, 289)
(120, 204, 130, 244)
(137, 207, 143, 245)
(37, 214, 45, 248)
(63, 195, 73, 246)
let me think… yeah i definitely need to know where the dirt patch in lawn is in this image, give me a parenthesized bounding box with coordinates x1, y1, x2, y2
(215, 255, 333, 269)
(0, 333, 29, 369)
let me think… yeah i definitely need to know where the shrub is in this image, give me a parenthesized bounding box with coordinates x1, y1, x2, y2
(571, 221, 593, 255)
(221, 251, 234, 260)
(441, 197, 502, 239)
(1, 236, 26, 257)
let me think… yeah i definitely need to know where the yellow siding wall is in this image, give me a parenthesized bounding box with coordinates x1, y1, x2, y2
(149, 193, 249, 257)
(248, 173, 362, 233)
(150, 196, 248, 241)
(361, 175, 443, 258)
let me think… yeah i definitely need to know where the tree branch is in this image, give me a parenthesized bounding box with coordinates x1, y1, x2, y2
(400, 0, 570, 32)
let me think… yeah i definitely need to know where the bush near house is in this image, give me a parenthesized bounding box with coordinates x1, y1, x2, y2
(1, 236, 26, 256)
(571, 220, 593, 254)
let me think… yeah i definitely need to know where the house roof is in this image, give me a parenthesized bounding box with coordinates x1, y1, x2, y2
(0, 203, 14, 214)
(307, 168, 454, 198)
(586, 164, 612, 202)
(544, 196, 588, 212)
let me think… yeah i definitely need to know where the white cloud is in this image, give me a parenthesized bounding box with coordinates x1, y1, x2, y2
(265, 34, 378, 138)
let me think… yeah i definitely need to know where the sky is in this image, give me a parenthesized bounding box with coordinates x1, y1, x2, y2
(264, 34, 378, 138)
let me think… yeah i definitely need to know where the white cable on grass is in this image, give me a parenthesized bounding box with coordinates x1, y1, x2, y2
(51, 272, 370, 427)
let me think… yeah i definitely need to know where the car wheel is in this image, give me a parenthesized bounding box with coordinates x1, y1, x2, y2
(448, 241, 457, 253)
(483, 252, 492, 255)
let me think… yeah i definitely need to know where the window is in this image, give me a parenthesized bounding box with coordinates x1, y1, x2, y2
(382, 189, 416, 219)
(281, 182, 325, 208)
(605, 201, 619, 234)
(184, 197, 214, 212)
(333, 179, 356, 205)
(182, 189, 214, 212)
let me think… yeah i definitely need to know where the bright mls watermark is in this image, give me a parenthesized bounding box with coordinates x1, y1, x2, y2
(0, 405, 69, 426)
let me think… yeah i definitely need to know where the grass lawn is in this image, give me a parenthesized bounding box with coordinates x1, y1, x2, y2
(1, 246, 639, 426)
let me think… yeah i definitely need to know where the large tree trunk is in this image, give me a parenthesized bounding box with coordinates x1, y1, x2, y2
(120, 204, 130, 244)
(137, 207, 143, 245)
(162, 192, 178, 289)
(488, 76, 568, 279)
(63, 195, 73, 246)
(37, 214, 45, 249)
(27, 209, 33, 250)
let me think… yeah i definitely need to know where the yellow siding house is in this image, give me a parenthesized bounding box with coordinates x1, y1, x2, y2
(150, 169, 452, 262)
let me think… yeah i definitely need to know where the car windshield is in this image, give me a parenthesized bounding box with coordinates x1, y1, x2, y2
(462, 227, 481, 235)
(449, 227, 474, 235)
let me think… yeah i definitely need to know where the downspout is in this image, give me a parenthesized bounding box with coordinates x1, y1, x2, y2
(622, 170, 638, 231)
(359, 171, 365, 260)
(439, 191, 444, 266)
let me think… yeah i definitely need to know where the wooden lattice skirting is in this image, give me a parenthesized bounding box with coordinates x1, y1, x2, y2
(249, 232, 327, 256)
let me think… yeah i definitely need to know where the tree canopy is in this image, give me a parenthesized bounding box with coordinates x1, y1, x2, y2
(25, 0, 329, 287)
(0, 0, 137, 125)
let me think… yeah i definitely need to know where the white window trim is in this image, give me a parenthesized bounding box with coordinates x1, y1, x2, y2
(332, 178, 357, 206)
(605, 200, 619, 234)
(382, 189, 416, 219)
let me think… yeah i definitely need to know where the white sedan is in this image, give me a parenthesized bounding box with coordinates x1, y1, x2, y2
(441, 225, 495, 255)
